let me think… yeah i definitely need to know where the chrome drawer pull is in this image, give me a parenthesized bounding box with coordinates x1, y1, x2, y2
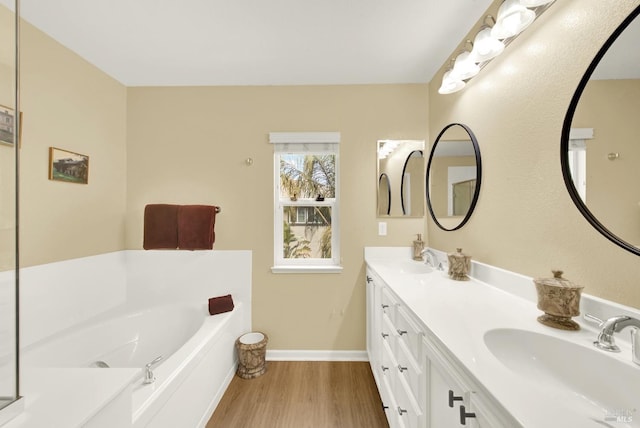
(397, 406, 408, 416)
(366, 276, 373, 283)
(381, 304, 389, 309)
(397, 329, 408, 336)
(460, 405, 476, 425)
(381, 332, 389, 339)
(381, 365, 389, 372)
(448, 390, 464, 408)
(398, 364, 408, 373)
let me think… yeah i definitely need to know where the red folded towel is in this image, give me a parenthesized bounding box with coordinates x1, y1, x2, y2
(177, 205, 217, 250)
(143, 204, 179, 250)
(209, 294, 234, 316)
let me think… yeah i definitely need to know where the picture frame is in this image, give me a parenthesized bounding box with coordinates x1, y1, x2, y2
(48, 147, 89, 184)
(0, 104, 20, 147)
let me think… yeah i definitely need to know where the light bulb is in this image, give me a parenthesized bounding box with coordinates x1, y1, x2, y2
(450, 51, 480, 80)
(491, 0, 535, 39)
(438, 70, 465, 95)
(469, 27, 505, 62)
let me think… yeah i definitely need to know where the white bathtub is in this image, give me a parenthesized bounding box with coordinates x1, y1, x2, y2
(22, 302, 244, 427)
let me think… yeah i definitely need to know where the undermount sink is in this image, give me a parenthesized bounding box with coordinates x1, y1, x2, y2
(395, 260, 433, 275)
(484, 328, 640, 427)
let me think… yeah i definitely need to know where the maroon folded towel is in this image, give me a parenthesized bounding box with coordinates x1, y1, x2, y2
(209, 294, 234, 315)
(143, 204, 179, 250)
(177, 205, 217, 250)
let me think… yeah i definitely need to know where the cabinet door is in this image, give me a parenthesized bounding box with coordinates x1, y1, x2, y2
(429, 362, 479, 428)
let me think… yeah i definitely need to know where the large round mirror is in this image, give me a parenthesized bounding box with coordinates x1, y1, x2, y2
(426, 123, 482, 231)
(561, 5, 640, 256)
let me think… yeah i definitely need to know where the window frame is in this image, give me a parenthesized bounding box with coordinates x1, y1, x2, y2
(270, 132, 342, 274)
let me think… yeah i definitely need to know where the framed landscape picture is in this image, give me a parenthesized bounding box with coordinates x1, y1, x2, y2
(49, 147, 89, 184)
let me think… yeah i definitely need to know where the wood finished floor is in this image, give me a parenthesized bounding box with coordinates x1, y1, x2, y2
(207, 361, 389, 428)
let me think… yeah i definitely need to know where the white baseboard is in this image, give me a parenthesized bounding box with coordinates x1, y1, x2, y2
(266, 350, 368, 362)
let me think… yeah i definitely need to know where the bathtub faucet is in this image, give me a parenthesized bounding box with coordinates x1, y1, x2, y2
(143, 355, 164, 384)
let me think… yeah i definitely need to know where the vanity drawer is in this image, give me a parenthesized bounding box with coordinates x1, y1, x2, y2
(378, 374, 397, 425)
(396, 306, 423, 363)
(381, 313, 398, 353)
(396, 340, 424, 408)
(394, 376, 423, 428)
(380, 339, 398, 391)
(381, 287, 399, 321)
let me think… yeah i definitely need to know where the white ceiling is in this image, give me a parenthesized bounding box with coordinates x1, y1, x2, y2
(3, 0, 495, 86)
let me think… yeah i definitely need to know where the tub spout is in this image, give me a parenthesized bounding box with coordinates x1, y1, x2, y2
(143, 355, 163, 384)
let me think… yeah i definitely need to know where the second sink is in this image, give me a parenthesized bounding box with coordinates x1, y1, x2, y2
(484, 328, 640, 427)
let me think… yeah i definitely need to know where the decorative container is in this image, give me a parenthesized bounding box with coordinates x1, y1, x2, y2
(236, 332, 268, 379)
(534, 270, 583, 331)
(447, 248, 470, 281)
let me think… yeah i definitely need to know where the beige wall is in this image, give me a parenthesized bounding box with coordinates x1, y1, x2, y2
(126, 85, 428, 350)
(428, 0, 640, 308)
(19, 17, 127, 267)
(573, 79, 640, 247)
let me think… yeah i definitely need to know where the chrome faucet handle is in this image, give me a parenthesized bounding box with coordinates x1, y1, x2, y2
(143, 355, 164, 384)
(591, 315, 640, 365)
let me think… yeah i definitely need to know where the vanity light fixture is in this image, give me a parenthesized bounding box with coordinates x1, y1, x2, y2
(491, 0, 535, 39)
(438, 69, 466, 94)
(518, 0, 555, 6)
(437, 0, 555, 95)
(378, 140, 401, 159)
(469, 24, 505, 62)
(450, 49, 480, 80)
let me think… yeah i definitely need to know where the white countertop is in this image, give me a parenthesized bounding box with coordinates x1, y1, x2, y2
(5, 368, 139, 428)
(366, 249, 639, 428)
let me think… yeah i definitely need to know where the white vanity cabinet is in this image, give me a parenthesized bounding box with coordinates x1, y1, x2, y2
(366, 266, 519, 428)
(367, 268, 426, 428)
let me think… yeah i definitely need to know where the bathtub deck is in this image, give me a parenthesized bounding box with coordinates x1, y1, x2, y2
(207, 361, 389, 428)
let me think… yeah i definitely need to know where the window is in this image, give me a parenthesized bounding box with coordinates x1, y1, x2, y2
(270, 132, 341, 273)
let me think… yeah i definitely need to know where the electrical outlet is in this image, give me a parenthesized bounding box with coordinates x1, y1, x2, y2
(378, 222, 387, 236)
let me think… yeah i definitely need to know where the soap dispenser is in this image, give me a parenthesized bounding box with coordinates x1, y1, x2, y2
(413, 234, 424, 261)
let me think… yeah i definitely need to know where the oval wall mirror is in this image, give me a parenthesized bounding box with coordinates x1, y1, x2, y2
(426, 123, 482, 231)
(561, 5, 640, 256)
(377, 140, 425, 217)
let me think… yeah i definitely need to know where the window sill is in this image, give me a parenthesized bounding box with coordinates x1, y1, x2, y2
(271, 265, 344, 274)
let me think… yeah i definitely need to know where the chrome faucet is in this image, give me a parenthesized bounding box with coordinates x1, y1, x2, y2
(593, 315, 640, 365)
(143, 355, 164, 384)
(421, 248, 438, 268)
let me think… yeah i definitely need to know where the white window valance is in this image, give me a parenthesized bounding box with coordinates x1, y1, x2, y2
(269, 132, 340, 153)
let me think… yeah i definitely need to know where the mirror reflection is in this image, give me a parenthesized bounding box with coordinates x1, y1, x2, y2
(426, 123, 481, 231)
(377, 140, 425, 217)
(562, 7, 640, 255)
(377, 173, 391, 216)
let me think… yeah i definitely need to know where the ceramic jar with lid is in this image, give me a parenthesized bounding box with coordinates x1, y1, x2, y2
(447, 248, 471, 281)
(534, 270, 584, 330)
